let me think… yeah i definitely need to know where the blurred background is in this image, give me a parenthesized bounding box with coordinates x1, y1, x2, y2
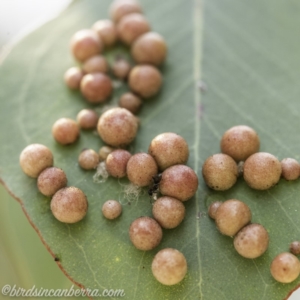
(0, 1, 299, 300)
(0, 0, 71, 55)
(0, 0, 76, 297)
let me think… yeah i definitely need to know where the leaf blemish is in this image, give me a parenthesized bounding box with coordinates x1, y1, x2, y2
(198, 80, 207, 93)
(197, 103, 204, 119)
(93, 161, 109, 183)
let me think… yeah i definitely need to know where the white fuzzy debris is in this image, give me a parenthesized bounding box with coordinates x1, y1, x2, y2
(121, 182, 143, 204)
(93, 161, 109, 183)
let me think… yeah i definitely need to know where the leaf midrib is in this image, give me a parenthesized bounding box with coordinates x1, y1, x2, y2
(193, 0, 204, 298)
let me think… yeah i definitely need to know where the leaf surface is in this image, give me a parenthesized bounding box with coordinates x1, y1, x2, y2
(0, 0, 299, 299)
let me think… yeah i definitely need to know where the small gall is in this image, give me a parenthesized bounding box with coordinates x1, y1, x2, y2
(105, 149, 132, 178)
(160, 165, 198, 201)
(64, 67, 84, 89)
(152, 248, 187, 285)
(117, 13, 150, 45)
(37, 167, 67, 197)
(129, 65, 162, 98)
(129, 216, 162, 251)
(97, 107, 138, 147)
(20, 144, 53, 178)
(51, 187, 88, 223)
(243, 152, 282, 190)
(215, 199, 252, 237)
(92, 19, 118, 47)
(220, 125, 260, 162)
(148, 132, 189, 171)
(78, 149, 100, 170)
(70, 29, 102, 62)
(102, 200, 122, 219)
(52, 118, 80, 145)
(202, 154, 238, 191)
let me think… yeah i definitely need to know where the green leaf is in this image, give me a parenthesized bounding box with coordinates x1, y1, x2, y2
(0, 185, 72, 292)
(0, 0, 299, 299)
